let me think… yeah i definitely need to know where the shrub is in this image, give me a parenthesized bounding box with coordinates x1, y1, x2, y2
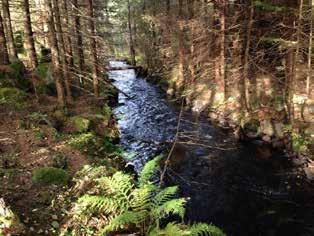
(0, 87, 28, 109)
(32, 167, 69, 185)
(68, 133, 98, 153)
(67, 116, 91, 134)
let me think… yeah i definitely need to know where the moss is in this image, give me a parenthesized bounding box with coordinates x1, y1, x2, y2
(0, 87, 28, 110)
(254, 1, 291, 13)
(241, 118, 261, 134)
(35, 63, 50, 79)
(69, 116, 91, 133)
(68, 133, 97, 152)
(32, 167, 69, 185)
(9, 61, 31, 91)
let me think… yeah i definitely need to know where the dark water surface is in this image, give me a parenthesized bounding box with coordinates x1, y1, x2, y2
(109, 61, 314, 236)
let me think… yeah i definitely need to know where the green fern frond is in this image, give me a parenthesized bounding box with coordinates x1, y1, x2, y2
(148, 222, 187, 236)
(99, 211, 147, 236)
(152, 198, 186, 221)
(189, 223, 226, 236)
(153, 186, 179, 207)
(98, 172, 134, 197)
(131, 184, 156, 211)
(75, 195, 120, 215)
(139, 155, 162, 186)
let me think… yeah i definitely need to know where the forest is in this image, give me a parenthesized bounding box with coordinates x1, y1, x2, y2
(0, 0, 314, 235)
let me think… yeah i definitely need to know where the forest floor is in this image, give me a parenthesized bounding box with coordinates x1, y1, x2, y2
(0, 94, 120, 235)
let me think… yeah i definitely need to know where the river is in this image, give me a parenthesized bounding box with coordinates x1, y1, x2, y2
(109, 61, 314, 236)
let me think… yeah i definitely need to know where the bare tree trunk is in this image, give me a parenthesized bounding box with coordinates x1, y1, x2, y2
(22, 0, 38, 69)
(0, 12, 9, 65)
(87, 0, 99, 97)
(52, 0, 73, 102)
(72, 0, 85, 84)
(44, 0, 65, 106)
(62, 0, 74, 68)
(127, 0, 136, 66)
(219, 0, 226, 101)
(307, 2, 313, 97)
(290, 0, 304, 122)
(243, 1, 254, 111)
(2, 0, 18, 60)
(166, 0, 170, 13)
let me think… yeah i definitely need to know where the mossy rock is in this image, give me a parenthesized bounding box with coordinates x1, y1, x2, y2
(0, 87, 28, 110)
(9, 61, 30, 90)
(34, 63, 56, 95)
(68, 133, 98, 154)
(241, 118, 261, 134)
(32, 167, 69, 185)
(0, 61, 31, 91)
(66, 116, 91, 134)
(88, 114, 111, 137)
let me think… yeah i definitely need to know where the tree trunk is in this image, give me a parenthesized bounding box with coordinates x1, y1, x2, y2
(52, 0, 73, 102)
(243, 1, 254, 111)
(44, 0, 65, 106)
(307, 2, 313, 97)
(0, 12, 9, 65)
(127, 0, 136, 66)
(72, 0, 85, 84)
(290, 0, 304, 122)
(22, 0, 38, 69)
(166, 0, 170, 13)
(2, 0, 18, 60)
(87, 0, 99, 97)
(215, 0, 226, 102)
(62, 0, 74, 68)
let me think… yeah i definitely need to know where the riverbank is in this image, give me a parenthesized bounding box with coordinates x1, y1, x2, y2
(135, 65, 313, 163)
(0, 91, 124, 235)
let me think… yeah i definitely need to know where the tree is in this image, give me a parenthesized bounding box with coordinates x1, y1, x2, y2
(52, 0, 73, 102)
(0, 11, 9, 65)
(72, 0, 85, 84)
(22, 0, 38, 69)
(44, 0, 65, 106)
(2, 0, 18, 60)
(87, 0, 100, 97)
(127, 0, 136, 66)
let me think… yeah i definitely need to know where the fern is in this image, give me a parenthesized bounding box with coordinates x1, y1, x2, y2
(189, 223, 226, 236)
(99, 211, 146, 235)
(131, 184, 156, 211)
(149, 222, 187, 236)
(152, 198, 186, 221)
(75, 195, 120, 215)
(152, 186, 178, 207)
(70, 156, 225, 236)
(139, 155, 162, 186)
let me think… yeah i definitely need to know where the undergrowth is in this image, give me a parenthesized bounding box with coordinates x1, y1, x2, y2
(62, 156, 225, 236)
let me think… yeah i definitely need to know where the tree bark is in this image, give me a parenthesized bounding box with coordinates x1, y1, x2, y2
(307, 2, 313, 97)
(2, 0, 18, 60)
(72, 0, 85, 84)
(44, 0, 65, 106)
(0, 12, 9, 65)
(62, 0, 74, 68)
(22, 0, 38, 69)
(52, 0, 73, 102)
(127, 0, 136, 66)
(243, 1, 254, 111)
(87, 0, 99, 97)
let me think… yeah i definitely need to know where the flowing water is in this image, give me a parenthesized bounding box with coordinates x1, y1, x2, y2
(109, 61, 314, 236)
